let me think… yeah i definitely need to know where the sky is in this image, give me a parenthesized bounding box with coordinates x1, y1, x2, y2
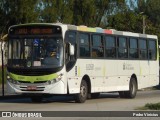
(126, 0, 138, 9)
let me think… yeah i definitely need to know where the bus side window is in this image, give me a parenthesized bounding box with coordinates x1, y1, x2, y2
(105, 36, 116, 58)
(139, 39, 147, 59)
(118, 37, 128, 58)
(129, 38, 138, 59)
(91, 35, 104, 58)
(65, 31, 77, 60)
(149, 40, 156, 60)
(79, 33, 90, 57)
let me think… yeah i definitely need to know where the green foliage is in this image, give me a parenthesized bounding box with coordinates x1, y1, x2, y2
(0, 0, 39, 33)
(136, 102, 160, 110)
(145, 103, 160, 110)
(145, 0, 160, 25)
(107, 11, 142, 33)
(0, 0, 160, 41)
(39, 0, 74, 23)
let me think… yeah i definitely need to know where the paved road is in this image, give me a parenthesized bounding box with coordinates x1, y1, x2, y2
(1, 89, 160, 111)
(0, 90, 160, 120)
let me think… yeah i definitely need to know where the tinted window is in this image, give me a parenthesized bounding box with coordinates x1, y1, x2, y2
(118, 37, 128, 58)
(130, 38, 137, 48)
(139, 39, 147, 59)
(65, 31, 77, 71)
(139, 39, 147, 49)
(119, 37, 127, 48)
(105, 36, 116, 58)
(80, 34, 89, 45)
(91, 35, 104, 57)
(79, 33, 90, 57)
(129, 38, 138, 58)
(149, 40, 156, 60)
(67, 32, 76, 44)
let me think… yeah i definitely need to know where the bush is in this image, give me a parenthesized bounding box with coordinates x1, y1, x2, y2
(145, 103, 160, 110)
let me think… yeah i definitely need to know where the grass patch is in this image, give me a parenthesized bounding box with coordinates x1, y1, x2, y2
(0, 66, 7, 84)
(137, 103, 160, 110)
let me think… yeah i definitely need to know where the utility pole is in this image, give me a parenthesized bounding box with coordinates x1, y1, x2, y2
(142, 15, 145, 34)
(140, 12, 146, 34)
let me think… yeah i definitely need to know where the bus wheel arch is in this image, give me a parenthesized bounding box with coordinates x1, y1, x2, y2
(119, 74, 138, 99)
(126, 74, 138, 98)
(131, 74, 138, 89)
(82, 75, 91, 95)
(75, 74, 91, 103)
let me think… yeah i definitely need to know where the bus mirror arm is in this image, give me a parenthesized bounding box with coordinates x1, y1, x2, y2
(69, 43, 75, 56)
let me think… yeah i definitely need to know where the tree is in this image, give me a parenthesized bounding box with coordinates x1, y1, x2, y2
(39, 0, 74, 23)
(136, 0, 160, 40)
(107, 0, 160, 40)
(73, 0, 126, 27)
(0, 0, 39, 33)
(107, 11, 143, 33)
(137, 0, 160, 25)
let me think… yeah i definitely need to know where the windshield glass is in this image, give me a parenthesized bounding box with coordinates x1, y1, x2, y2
(8, 37, 63, 68)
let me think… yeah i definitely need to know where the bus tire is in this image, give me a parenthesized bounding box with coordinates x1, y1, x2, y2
(75, 80, 88, 103)
(30, 96, 43, 103)
(125, 78, 137, 98)
(91, 93, 100, 99)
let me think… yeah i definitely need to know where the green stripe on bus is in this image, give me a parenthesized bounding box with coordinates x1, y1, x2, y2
(9, 73, 58, 83)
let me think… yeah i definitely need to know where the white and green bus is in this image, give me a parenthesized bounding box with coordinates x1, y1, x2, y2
(7, 23, 159, 103)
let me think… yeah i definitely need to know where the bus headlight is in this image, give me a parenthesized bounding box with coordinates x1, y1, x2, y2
(7, 75, 20, 84)
(47, 73, 63, 85)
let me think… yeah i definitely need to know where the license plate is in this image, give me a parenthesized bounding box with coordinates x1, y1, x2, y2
(27, 86, 37, 90)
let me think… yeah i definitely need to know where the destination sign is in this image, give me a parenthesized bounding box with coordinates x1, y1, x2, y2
(9, 26, 61, 35)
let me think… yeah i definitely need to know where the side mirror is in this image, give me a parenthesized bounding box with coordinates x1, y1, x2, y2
(69, 43, 75, 55)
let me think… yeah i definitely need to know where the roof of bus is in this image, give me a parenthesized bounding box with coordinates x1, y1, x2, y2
(9, 23, 158, 39)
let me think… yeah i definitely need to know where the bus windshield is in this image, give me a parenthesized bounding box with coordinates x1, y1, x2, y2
(8, 37, 63, 69)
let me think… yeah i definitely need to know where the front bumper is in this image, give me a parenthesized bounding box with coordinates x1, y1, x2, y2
(6, 80, 66, 95)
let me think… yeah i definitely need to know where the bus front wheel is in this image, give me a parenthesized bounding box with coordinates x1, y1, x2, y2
(75, 80, 88, 103)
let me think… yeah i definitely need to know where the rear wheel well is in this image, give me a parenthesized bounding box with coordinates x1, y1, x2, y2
(74, 75, 91, 103)
(119, 74, 138, 99)
(82, 75, 91, 94)
(131, 74, 138, 89)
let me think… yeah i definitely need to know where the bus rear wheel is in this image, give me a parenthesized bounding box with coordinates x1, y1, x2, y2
(119, 78, 137, 98)
(75, 80, 88, 103)
(126, 78, 137, 98)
